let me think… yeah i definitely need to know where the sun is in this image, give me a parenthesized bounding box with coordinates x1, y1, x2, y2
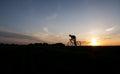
(90, 38, 99, 46)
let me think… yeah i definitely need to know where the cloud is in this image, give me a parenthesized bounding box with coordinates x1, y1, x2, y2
(55, 33, 64, 37)
(43, 27, 48, 33)
(0, 30, 44, 44)
(33, 31, 67, 44)
(33, 32, 53, 43)
(99, 26, 120, 41)
(105, 27, 115, 31)
(45, 13, 58, 20)
(104, 26, 120, 37)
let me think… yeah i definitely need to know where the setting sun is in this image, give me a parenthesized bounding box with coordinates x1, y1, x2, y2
(90, 38, 99, 46)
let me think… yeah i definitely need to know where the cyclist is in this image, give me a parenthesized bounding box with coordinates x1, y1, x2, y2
(69, 34, 77, 46)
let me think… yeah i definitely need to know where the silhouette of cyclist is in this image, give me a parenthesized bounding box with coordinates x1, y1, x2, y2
(69, 34, 77, 46)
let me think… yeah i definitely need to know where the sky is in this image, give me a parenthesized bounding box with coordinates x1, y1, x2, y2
(0, 0, 120, 45)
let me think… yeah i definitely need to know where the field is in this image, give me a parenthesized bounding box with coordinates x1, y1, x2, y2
(0, 45, 120, 73)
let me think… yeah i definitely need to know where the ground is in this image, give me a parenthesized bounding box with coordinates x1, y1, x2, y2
(0, 46, 120, 74)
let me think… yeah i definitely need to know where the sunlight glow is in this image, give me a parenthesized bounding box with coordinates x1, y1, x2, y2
(90, 38, 99, 46)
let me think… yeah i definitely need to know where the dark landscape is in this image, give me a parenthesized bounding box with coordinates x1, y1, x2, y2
(0, 44, 120, 74)
(1, 0, 120, 73)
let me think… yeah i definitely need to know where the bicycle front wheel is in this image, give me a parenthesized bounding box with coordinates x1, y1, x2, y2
(76, 41, 81, 46)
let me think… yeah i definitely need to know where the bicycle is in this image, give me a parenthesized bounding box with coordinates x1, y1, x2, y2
(67, 40, 82, 46)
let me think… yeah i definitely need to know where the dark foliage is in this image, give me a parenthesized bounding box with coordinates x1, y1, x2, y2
(50, 43, 65, 46)
(0, 42, 65, 47)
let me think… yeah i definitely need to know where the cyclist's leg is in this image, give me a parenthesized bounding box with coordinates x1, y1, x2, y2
(70, 39, 72, 43)
(71, 39, 75, 45)
(68, 39, 74, 46)
(73, 39, 77, 46)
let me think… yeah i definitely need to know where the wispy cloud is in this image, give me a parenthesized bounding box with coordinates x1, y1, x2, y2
(43, 27, 48, 33)
(99, 26, 120, 41)
(105, 27, 115, 32)
(0, 30, 44, 44)
(33, 29, 67, 44)
(45, 13, 58, 20)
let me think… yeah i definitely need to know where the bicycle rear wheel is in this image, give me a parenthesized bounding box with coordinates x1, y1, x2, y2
(67, 42, 74, 46)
